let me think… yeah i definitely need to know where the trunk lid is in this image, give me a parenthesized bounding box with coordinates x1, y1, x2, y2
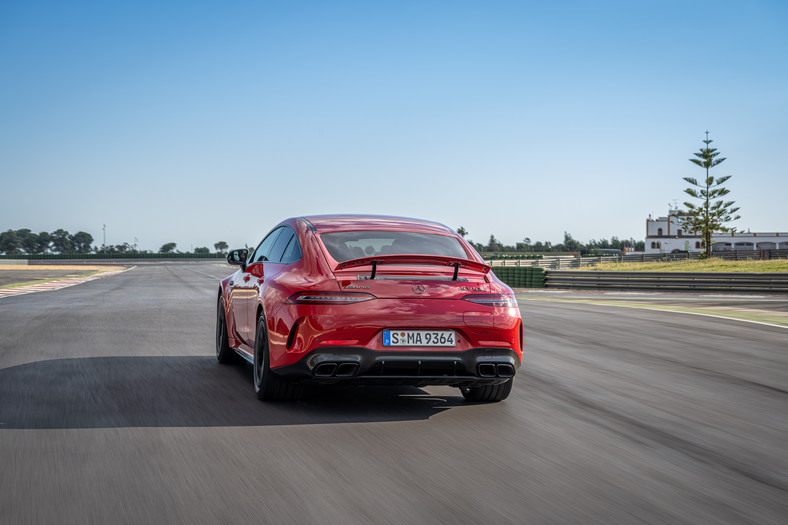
(332, 255, 491, 299)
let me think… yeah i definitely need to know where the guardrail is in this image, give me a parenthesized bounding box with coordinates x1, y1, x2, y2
(489, 256, 602, 269)
(544, 271, 788, 293)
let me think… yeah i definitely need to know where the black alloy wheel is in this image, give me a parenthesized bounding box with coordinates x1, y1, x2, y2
(253, 314, 302, 401)
(216, 296, 236, 364)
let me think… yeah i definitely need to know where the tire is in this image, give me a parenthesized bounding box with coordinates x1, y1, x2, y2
(216, 296, 237, 364)
(253, 314, 302, 401)
(460, 379, 513, 402)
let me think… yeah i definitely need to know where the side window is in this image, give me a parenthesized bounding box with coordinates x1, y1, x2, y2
(280, 234, 302, 264)
(252, 228, 283, 263)
(268, 228, 295, 263)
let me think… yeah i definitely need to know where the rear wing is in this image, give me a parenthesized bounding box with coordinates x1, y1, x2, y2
(334, 254, 491, 280)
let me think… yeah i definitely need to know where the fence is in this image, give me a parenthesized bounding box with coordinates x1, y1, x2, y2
(489, 267, 545, 288)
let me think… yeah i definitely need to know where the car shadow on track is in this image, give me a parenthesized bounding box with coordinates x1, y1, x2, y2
(0, 356, 468, 429)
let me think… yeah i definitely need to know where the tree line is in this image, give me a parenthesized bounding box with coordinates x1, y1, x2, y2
(0, 229, 94, 255)
(0, 229, 230, 255)
(463, 231, 646, 255)
(1, 226, 645, 257)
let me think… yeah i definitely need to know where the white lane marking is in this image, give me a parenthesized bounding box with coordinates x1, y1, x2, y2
(700, 295, 766, 299)
(604, 292, 662, 296)
(516, 296, 788, 330)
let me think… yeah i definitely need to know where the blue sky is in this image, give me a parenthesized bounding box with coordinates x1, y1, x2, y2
(1, 1, 786, 251)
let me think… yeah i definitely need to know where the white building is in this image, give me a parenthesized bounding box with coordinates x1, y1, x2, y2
(645, 209, 788, 254)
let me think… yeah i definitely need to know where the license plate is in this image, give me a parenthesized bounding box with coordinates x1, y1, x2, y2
(383, 330, 455, 347)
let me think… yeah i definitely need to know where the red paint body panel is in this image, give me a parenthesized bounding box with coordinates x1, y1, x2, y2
(218, 215, 523, 382)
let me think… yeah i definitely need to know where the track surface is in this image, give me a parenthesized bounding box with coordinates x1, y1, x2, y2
(1, 263, 786, 524)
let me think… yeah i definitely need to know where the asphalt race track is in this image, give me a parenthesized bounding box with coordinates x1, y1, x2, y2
(1, 263, 786, 524)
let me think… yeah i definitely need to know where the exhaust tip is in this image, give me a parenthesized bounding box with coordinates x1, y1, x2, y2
(335, 363, 359, 377)
(496, 364, 515, 378)
(478, 363, 497, 377)
(314, 363, 337, 377)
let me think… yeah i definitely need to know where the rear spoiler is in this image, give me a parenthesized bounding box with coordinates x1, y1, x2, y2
(334, 254, 491, 280)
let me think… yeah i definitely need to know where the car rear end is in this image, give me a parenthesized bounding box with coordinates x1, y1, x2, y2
(273, 219, 523, 397)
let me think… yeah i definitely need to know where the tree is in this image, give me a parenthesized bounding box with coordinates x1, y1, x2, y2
(683, 132, 741, 258)
(563, 232, 582, 253)
(0, 230, 22, 254)
(160, 242, 177, 253)
(487, 235, 503, 252)
(214, 241, 228, 253)
(194, 247, 210, 254)
(456, 226, 467, 238)
(50, 229, 74, 254)
(71, 231, 94, 253)
(36, 232, 52, 254)
(14, 229, 37, 254)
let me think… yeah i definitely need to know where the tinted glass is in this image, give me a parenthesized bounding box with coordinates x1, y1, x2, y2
(280, 234, 302, 264)
(252, 227, 283, 263)
(320, 231, 467, 262)
(268, 228, 295, 263)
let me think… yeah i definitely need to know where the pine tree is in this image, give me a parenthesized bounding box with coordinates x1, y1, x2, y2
(682, 132, 741, 258)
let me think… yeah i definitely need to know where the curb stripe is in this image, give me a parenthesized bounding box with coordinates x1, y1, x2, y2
(0, 268, 133, 298)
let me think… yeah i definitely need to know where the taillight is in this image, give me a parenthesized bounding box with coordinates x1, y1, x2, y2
(462, 293, 517, 307)
(287, 292, 376, 305)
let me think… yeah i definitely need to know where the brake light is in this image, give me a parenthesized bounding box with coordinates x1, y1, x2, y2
(287, 292, 376, 305)
(462, 294, 517, 307)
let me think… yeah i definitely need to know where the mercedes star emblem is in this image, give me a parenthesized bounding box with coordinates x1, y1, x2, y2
(412, 284, 426, 294)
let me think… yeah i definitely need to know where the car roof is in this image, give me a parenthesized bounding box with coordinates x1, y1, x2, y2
(299, 215, 455, 235)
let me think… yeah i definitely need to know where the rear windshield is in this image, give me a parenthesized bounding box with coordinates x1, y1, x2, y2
(320, 231, 468, 262)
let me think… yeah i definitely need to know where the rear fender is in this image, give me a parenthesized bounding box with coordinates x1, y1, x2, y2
(219, 277, 242, 349)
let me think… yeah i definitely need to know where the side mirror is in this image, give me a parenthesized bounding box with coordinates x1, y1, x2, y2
(227, 248, 249, 270)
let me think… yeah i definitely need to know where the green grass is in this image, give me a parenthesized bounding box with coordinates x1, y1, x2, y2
(586, 259, 788, 273)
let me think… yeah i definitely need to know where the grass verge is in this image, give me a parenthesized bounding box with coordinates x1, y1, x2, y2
(0, 271, 101, 289)
(586, 259, 788, 273)
(0, 265, 128, 290)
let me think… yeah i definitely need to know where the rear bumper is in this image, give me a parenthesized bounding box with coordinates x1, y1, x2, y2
(273, 347, 521, 387)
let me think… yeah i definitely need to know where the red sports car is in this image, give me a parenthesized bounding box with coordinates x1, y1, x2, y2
(216, 215, 523, 402)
